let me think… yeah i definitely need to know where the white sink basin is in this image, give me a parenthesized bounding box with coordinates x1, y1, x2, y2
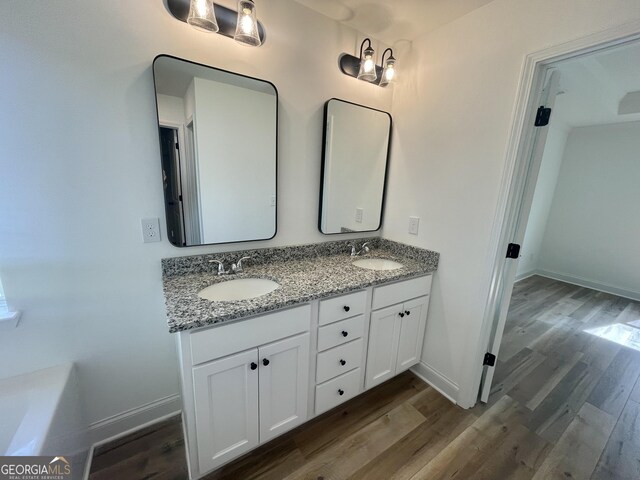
(198, 278, 280, 302)
(352, 258, 404, 271)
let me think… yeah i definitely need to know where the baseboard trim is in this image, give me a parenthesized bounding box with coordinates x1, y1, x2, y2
(535, 269, 640, 302)
(87, 394, 182, 447)
(514, 270, 536, 282)
(410, 362, 459, 405)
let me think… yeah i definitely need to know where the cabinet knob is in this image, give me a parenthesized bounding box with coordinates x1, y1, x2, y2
(250, 362, 257, 370)
(405, 310, 411, 316)
(341, 330, 348, 337)
(338, 389, 344, 396)
(399, 312, 405, 317)
(343, 305, 350, 312)
(339, 359, 346, 366)
(262, 358, 270, 366)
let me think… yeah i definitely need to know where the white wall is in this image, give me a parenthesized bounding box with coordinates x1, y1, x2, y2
(156, 94, 186, 125)
(516, 121, 569, 278)
(0, 0, 392, 441)
(383, 0, 640, 406)
(537, 121, 640, 299)
(193, 77, 276, 243)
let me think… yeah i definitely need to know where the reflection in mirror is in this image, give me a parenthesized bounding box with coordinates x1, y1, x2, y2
(319, 99, 392, 234)
(153, 55, 277, 247)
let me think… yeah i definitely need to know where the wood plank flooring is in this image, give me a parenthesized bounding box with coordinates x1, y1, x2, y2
(89, 276, 640, 480)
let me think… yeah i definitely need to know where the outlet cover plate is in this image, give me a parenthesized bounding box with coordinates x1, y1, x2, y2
(141, 217, 161, 243)
(408, 216, 420, 235)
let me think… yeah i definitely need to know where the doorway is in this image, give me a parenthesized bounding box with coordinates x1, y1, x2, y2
(478, 35, 640, 402)
(473, 33, 640, 479)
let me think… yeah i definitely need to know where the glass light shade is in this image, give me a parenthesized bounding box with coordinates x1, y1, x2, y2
(357, 46, 377, 82)
(379, 57, 396, 87)
(234, 0, 261, 47)
(187, 0, 219, 32)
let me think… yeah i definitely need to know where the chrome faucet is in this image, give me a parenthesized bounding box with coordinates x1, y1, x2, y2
(209, 259, 230, 276)
(347, 242, 371, 256)
(209, 256, 251, 275)
(232, 256, 251, 273)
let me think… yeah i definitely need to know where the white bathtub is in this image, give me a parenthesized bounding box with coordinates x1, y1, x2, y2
(0, 364, 86, 459)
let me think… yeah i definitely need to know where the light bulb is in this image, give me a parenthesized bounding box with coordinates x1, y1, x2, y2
(240, 10, 254, 34)
(364, 57, 375, 73)
(187, 0, 219, 33)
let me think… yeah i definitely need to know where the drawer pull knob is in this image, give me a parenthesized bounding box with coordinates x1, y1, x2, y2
(399, 312, 405, 317)
(339, 359, 346, 366)
(250, 362, 257, 370)
(262, 358, 270, 366)
(405, 310, 411, 316)
(341, 331, 349, 337)
(338, 389, 344, 396)
(343, 305, 350, 312)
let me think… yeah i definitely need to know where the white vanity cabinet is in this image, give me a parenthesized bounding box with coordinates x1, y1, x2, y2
(178, 305, 311, 477)
(176, 275, 433, 479)
(365, 276, 432, 389)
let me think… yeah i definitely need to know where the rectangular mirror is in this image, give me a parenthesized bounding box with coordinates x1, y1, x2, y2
(153, 55, 277, 247)
(319, 99, 392, 234)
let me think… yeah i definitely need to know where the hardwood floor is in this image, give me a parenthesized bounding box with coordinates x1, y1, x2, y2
(89, 276, 640, 480)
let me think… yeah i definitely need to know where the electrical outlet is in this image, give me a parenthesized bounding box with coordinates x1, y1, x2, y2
(141, 218, 161, 243)
(408, 216, 420, 235)
(355, 207, 364, 223)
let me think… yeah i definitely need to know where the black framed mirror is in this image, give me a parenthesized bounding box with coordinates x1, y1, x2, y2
(152, 55, 278, 247)
(318, 99, 392, 234)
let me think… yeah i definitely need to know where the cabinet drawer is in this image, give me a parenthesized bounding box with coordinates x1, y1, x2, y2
(317, 315, 365, 352)
(372, 275, 432, 311)
(315, 368, 361, 415)
(316, 338, 363, 384)
(319, 290, 367, 326)
(190, 305, 311, 366)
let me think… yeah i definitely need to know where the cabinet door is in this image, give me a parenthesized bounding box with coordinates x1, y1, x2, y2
(192, 348, 259, 474)
(365, 304, 402, 389)
(258, 333, 310, 443)
(396, 296, 430, 373)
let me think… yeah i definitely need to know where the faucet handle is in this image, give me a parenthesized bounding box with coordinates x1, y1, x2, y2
(347, 244, 357, 256)
(361, 242, 370, 254)
(233, 256, 251, 273)
(209, 259, 228, 275)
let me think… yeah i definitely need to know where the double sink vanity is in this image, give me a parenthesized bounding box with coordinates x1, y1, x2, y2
(152, 53, 439, 479)
(162, 238, 439, 478)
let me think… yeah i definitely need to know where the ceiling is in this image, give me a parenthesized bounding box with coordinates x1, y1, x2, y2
(292, 0, 496, 45)
(554, 41, 640, 128)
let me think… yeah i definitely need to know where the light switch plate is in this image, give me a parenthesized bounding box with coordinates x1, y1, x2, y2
(141, 218, 161, 243)
(408, 216, 420, 235)
(355, 208, 364, 223)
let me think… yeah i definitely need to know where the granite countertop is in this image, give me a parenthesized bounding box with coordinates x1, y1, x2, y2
(162, 238, 439, 333)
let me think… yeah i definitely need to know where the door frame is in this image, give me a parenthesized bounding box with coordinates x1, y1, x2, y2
(461, 20, 640, 408)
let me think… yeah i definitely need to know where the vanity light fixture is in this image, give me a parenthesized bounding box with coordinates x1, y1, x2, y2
(234, 0, 261, 47)
(357, 39, 377, 82)
(339, 39, 398, 87)
(165, 0, 266, 46)
(378, 48, 396, 87)
(187, 0, 219, 32)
